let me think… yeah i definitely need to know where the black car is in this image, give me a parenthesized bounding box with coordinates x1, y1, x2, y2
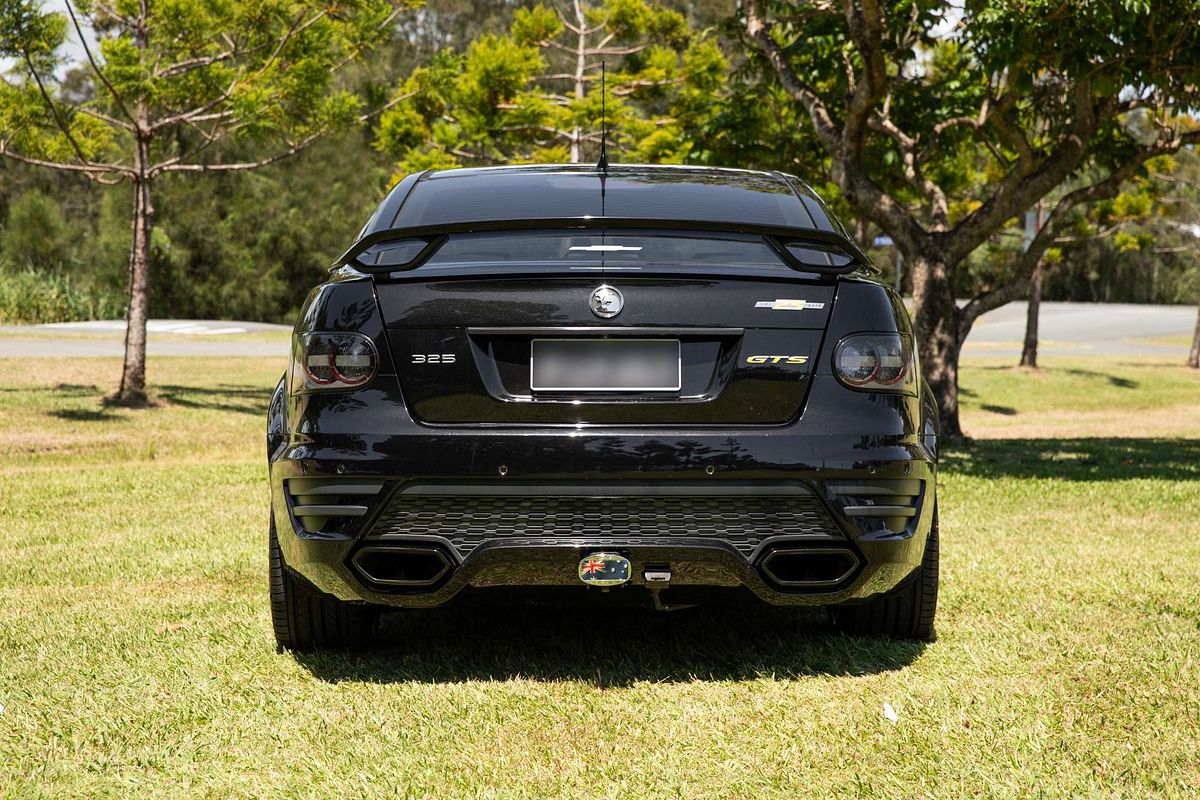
(266, 164, 939, 650)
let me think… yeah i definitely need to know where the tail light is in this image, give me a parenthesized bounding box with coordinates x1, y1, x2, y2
(291, 332, 378, 392)
(833, 333, 915, 393)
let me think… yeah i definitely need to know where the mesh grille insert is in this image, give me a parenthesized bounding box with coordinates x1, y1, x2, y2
(366, 492, 842, 558)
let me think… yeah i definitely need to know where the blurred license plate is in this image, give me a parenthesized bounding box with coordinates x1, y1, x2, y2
(531, 339, 681, 392)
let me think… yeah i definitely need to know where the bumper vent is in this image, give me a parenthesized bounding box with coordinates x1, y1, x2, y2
(824, 478, 923, 535)
(286, 478, 384, 534)
(364, 483, 844, 559)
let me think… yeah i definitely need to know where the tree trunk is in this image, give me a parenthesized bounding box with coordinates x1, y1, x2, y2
(1188, 295, 1200, 369)
(851, 217, 870, 250)
(1019, 259, 1043, 368)
(115, 133, 153, 405)
(909, 255, 965, 442)
(568, 0, 586, 164)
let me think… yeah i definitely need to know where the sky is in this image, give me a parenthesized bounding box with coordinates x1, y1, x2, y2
(50, 0, 95, 69)
(0, 1, 94, 76)
(19, 0, 968, 74)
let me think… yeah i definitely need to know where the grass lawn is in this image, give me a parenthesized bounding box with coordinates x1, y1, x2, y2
(2, 356, 1199, 798)
(1127, 334, 1197, 349)
(0, 327, 291, 344)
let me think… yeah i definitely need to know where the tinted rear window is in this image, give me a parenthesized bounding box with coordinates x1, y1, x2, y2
(395, 168, 816, 230)
(419, 232, 789, 272)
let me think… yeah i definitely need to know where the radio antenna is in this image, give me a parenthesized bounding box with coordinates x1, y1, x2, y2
(597, 61, 609, 173)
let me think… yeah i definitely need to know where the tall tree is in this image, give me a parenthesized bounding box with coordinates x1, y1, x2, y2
(375, 0, 726, 172)
(0, 0, 410, 403)
(1019, 162, 1164, 368)
(1190, 299, 1200, 369)
(739, 0, 1200, 439)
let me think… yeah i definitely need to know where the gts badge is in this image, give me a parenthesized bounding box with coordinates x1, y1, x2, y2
(746, 355, 809, 366)
(411, 353, 456, 364)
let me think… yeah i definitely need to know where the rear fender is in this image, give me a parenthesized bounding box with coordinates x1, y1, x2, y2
(921, 381, 940, 460)
(267, 375, 287, 460)
(286, 272, 397, 433)
(805, 279, 924, 443)
(819, 279, 910, 360)
(293, 271, 389, 345)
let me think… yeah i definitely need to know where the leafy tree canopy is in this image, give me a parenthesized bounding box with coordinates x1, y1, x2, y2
(375, 0, 726, 175)
(0, 0, 407, 179)
(738, 0, 1200, 438)
(0, 0, 412, 403)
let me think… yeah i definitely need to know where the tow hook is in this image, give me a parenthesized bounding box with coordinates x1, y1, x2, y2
(644, 568, 696, 612)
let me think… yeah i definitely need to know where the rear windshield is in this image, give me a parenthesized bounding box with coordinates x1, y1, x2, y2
(418, 231, 788, 272)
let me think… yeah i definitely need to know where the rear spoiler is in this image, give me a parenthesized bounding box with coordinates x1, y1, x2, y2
(334, 217, 870, 275)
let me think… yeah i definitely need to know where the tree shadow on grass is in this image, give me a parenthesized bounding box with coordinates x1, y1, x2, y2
(36, 382, 270, 420)
(295, 601, 926, 686)
(0, 383, 101, 395)
(979, 403, 1018, 415)
(155, 383, 271, 415)
(1059, 368, 1138, 389)
(968, 364, 1139, 389)
(47, 407, 123, 422)
(944, 437, 1200, 481)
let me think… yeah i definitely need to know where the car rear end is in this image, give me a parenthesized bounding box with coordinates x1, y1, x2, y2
(267, 166, 939, 649)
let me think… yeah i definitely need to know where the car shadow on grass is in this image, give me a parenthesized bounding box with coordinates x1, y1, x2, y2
(944, 437, 1200, 481)
(295, 602, 927, 686)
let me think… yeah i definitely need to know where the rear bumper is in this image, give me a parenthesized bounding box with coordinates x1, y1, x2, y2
(269, 429, 936, 609)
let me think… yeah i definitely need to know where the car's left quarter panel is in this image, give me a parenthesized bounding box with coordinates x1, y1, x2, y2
(271, 271, 409, 599)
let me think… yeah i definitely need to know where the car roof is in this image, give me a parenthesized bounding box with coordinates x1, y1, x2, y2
(362, 164, 840, 238)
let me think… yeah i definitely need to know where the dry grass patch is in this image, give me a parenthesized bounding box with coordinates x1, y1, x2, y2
(960, 356, 1200, 438)
(0, 358, 281, 469)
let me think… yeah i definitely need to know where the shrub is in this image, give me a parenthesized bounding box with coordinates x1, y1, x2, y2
(0, 191, 74, 271)
(0, 264, 124, 325)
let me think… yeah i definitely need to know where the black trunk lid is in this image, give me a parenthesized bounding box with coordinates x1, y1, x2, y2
(377, 275, 835, 425)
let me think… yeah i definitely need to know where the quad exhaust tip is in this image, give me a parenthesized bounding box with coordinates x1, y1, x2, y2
(759, 547, 860, 589)
(351, 543, 858, 592)
(351, 545, 452, 588)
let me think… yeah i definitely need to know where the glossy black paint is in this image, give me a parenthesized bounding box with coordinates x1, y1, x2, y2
(379, 273, 836, 425)
(268, 164, 937, 611)
(374, 275, 836, 328)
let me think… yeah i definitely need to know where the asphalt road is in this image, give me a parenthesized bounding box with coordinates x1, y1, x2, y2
(961, 301, 1196, 357)
(0, 302, 1195, 358)
(0, 319, 290, 358)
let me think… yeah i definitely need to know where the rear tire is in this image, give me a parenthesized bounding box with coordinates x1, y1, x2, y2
(832, 507, 939, 641)
(269, 516, 380, 651)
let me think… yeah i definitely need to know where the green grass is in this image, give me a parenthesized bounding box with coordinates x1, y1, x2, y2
(958, 355, 1200, 438)
(2, 357, 1199, 798)
(1127, 334, 1196, 348)
(0, 358, 285, 468)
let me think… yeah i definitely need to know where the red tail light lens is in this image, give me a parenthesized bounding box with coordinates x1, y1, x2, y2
(293, 332, 378, 391)
(833, 333, 914, 393)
